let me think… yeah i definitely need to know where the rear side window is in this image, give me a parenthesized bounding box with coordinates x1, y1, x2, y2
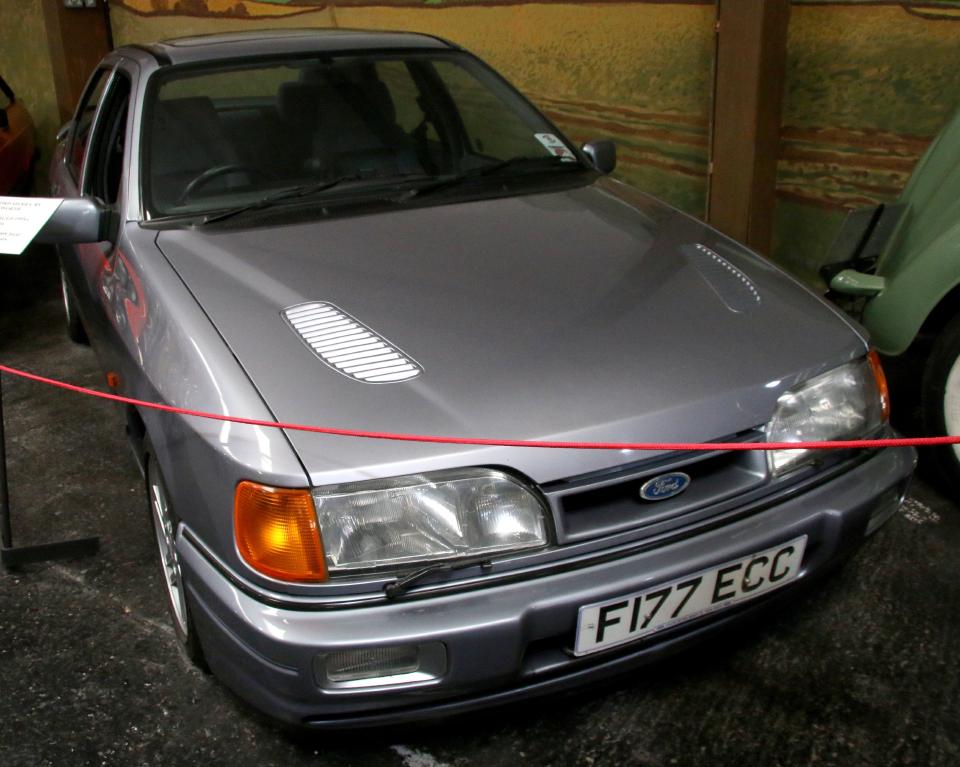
(69, 68, 109, 181)
(84, 72, 131, 208)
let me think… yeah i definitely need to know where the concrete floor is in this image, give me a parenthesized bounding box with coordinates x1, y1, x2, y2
(1, 247, 958, 767)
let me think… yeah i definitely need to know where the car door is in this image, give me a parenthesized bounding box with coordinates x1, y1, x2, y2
(54, 65, 111, 328)
(59, 65, 136, 370)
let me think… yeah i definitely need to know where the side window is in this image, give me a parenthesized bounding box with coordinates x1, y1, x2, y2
(69, 68, 110, 182)
(431, 61, 544, 160)
(84, 72, 131, 207)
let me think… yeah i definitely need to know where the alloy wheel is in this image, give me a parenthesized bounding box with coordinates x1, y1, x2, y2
(149, 473, 189, 636)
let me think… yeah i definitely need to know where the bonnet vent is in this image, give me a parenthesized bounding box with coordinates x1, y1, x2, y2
(283, 302, 423, 384)
(682, 243, 761, 314)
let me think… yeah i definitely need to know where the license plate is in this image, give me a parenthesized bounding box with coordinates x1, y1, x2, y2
(574, 536, 807, 656)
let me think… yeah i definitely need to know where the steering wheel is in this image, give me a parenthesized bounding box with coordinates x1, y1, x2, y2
(177, 164, 265, 204)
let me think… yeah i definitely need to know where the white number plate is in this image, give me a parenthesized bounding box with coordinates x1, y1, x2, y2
(574, 536, 807, 656)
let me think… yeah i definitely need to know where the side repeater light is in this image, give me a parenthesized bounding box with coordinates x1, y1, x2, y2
(234, 481, 327, 582)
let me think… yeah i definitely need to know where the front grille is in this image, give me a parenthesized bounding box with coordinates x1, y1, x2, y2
(542, 431, 769, 544)
(284, 302, 423, 384)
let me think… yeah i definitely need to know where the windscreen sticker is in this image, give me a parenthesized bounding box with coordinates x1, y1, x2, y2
(535, 133, 577, 161)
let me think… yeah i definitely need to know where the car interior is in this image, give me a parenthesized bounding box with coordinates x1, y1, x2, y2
(145, 56, 550, 214)
(147, 60, 457, 212)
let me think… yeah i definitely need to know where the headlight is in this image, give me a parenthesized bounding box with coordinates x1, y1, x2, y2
(765, 353, 888, 476)
(311, 468, 548, 572)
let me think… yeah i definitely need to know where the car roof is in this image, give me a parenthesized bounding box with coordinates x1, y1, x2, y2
(123, 28, 456, 66)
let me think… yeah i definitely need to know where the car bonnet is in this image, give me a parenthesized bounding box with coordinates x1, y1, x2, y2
(154, 180, 866, 486)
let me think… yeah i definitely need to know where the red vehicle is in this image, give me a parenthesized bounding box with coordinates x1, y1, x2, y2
(0, 74, 37, 194)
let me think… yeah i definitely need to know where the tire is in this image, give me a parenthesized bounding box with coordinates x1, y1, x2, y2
(60, 265, 89, 345)
(147, 453, 207, 669)
(921, 312, 960, 492)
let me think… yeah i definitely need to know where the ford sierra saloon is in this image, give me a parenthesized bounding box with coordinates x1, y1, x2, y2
(38, 29, 915, 728)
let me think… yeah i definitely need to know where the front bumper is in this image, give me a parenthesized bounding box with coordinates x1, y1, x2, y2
(178, 445, 914, 729)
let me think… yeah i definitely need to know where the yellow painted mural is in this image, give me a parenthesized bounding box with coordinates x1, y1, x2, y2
(118, 0, 318, 16)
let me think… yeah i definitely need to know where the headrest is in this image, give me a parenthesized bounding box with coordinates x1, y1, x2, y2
(278, 82, 321, 126)
(150, 96, 235, 173)
(152, 97, 222, 134)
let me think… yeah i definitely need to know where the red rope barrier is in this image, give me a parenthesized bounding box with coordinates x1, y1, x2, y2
(0, 362, 950, 452)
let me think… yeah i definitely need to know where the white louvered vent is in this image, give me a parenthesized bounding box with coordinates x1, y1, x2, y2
(284, 302, 423, 384)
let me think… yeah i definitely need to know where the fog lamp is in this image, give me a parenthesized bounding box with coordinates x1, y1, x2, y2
(326, 646, 420, 682)
(314, 643, 447, 689)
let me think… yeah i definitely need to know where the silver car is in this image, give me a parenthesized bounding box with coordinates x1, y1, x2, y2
(41, 29, 915, 728)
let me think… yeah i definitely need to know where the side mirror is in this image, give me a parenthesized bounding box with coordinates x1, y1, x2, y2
(582, 139, 616, 175)
(35, 198, 106, 244)
(829, 269, 886, 297)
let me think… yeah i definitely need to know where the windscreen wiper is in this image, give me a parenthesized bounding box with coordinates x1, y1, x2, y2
(383, 556, 494, 599)
(198, 174, 362, 225)
(400, 154, 581, 201)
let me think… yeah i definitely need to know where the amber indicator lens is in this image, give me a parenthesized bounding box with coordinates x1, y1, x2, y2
(234, 481, 327, 582)
(868, 349, 891, 421)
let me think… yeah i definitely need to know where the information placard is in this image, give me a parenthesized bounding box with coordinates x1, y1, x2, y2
(0, 197, 63, 255)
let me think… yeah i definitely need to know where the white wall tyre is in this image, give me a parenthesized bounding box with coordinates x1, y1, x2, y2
(921, 313, 960, 494)
(944, 359, 960, 468)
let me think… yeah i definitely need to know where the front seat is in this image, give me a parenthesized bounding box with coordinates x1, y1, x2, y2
(148, 96, 242, 209)
(309, 75, 420, 179)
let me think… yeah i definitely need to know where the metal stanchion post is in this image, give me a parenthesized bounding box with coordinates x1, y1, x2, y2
(0, 373, 99, 568)
(0, 375, 11, 551)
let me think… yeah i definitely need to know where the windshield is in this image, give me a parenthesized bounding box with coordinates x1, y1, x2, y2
(142, 51, 584, 218)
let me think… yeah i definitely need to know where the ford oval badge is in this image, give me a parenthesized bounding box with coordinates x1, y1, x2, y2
(639, 472, 691, 502)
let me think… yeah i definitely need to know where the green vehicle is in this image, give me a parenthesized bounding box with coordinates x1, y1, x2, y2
(826, 106, 960, 489)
